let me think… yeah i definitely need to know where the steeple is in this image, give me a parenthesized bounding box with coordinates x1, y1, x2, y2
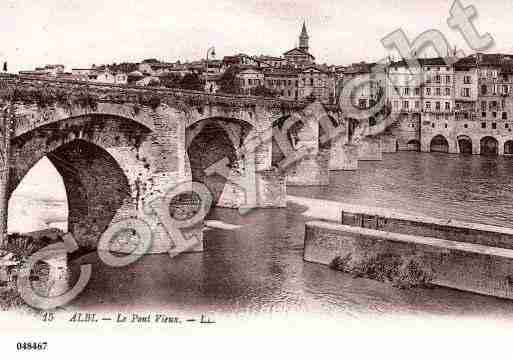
(299, 21, 309, 52)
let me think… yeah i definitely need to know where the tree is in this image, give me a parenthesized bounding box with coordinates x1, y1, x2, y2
(218, 65, 241, 94)
(160, 73, 182, 88)
(148, 78, 161, 87)
(179, 73, 203, 91)
(250, 85, 278, 98)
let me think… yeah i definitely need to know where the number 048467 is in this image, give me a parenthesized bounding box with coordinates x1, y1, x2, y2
(16, 342, 48, 350)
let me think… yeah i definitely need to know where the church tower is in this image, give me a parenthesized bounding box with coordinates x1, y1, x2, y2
(299, 21, 309, 52)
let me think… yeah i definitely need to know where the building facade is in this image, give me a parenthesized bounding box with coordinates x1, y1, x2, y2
(264, 68, 299, 100)
(368, 54, 513, 156)
(236, 68, 264, 95)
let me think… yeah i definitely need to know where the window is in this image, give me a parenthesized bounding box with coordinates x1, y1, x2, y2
(464, 76, 471, 84)
(445, 75, 451, 84)
(464, 124, 468, 128)
(445, 87, 450, 96)
(481, 101, 487, 111)
(503, 112, 508, 120)
(506, 123, 510, 129)
(462, 88, 470, 97)
(425, 101, 431, 109)
(482, 122, 486, 128)
(445, 102, 450, 110)
(493, 112, 497, 118)
(393, 100, 398, 109)
(431, 123, 435, 128)
(415, 101, 420, 108)
(435, 75, 441, 83)
(482, 112, 486, 118)
(426, 88, 431, 95)
(415, 87, 420, 96)
(444, 123, 448, 128)
(504, 85, 509, 95)
(435, 101, 441, 110)
(310, 78, 314, 86)
(404, 87, 410, 96)
(436, 87, 441, 96)
(403, 100, 409, 109)
(492, 122, 497, 129)
(481, 84, 487, 95)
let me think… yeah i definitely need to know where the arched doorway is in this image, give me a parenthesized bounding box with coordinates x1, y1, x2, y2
(406, 139, 421, 151)
(480, 136, 498, 156)
(429, 135, 449, 153)
(457, 135, 473, 154)
(504, 140, 513, 155)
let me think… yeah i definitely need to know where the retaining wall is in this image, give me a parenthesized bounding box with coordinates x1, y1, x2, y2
(304, 221, 513, 300)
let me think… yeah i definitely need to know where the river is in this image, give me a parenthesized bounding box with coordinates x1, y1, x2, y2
(65, 152, 513, 320)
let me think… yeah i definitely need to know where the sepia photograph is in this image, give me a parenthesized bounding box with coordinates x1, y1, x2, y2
(0, 0, 512, 356)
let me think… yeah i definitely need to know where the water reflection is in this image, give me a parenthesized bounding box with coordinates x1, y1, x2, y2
(68, 152, 513, 318)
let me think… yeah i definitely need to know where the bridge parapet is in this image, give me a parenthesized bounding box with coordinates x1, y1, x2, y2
(0, 75, 313, 111)
(0, 75, 337, 138)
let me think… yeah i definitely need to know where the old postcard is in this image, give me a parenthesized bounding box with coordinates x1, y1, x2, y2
(0, 0, 512, 357)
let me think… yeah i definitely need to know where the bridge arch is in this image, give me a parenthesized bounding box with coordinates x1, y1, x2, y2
(480, 136, 499, 156)
(13, 102, 155, 138)
(457, 135, 473, 154)
(429, 135, 449, 153)
(9, 114, 152, 249)
(185, 117, 255, 207)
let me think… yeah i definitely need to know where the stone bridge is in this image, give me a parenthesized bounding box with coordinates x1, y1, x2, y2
(0, 75, 349, 254)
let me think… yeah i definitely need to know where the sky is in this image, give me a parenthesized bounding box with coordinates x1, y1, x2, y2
(1, 0, 513, 72)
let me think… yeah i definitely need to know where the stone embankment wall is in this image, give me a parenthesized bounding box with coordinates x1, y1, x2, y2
(304, 221, 513, 300)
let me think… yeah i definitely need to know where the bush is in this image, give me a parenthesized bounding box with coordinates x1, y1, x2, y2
(330, 252, 434, 289)
(218, 65, 241, 94)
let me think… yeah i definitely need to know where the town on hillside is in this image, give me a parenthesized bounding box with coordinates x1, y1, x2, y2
(11, 22, 513, 156)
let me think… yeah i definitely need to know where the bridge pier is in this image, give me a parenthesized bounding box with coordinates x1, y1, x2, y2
(357, 137, 382, 161)
(329, 142, 358, 171)
(286, 150, 330, 186)
(380, 135, 397, 153)
(0, 108, 10, 246)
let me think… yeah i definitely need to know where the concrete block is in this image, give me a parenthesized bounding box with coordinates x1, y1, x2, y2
(304, 221, 513, 300)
